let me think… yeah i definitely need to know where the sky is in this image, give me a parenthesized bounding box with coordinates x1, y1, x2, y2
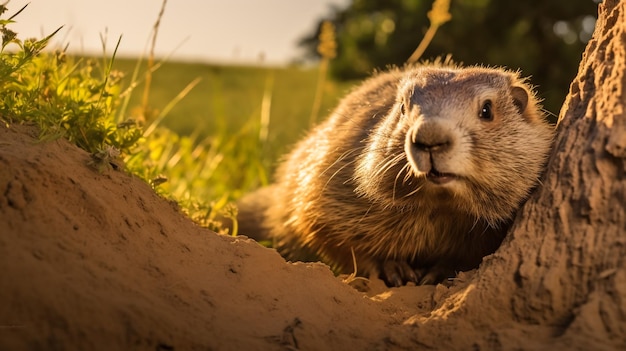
(8, 0, 349, 65)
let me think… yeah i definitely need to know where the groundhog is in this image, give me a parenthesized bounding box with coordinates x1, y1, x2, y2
(235, 63, 554, 287)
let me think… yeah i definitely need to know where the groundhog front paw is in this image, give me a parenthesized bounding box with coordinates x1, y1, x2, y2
(380, 261, 420, 287)
(415, 265, 454, 285)
(380, 261, 455, 287)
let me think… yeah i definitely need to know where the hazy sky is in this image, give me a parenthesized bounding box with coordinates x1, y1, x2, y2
(8, 0, 349, 65)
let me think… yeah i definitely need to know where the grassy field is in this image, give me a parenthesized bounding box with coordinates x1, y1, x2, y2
(108, 57, 357, 224)
(112, 58, 354, 166)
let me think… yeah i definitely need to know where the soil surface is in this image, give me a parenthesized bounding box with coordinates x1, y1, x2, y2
(0, 123, 471, 350)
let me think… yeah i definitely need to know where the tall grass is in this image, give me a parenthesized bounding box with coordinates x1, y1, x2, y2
(0, 5, 142, 156)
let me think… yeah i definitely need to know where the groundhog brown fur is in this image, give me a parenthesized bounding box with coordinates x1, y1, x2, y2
(236, 63, 554, 287)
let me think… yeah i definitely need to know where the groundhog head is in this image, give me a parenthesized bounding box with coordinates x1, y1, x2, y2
(354, 66, 554, 227)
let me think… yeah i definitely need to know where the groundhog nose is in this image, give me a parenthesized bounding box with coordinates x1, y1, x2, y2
(409, 121, 453, 153)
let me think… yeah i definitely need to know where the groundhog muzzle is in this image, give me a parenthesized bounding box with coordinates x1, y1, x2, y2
(234, 63, 554, 287)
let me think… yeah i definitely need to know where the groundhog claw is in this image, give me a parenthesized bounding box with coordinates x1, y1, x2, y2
(380, 261, 421, 287)
(380, 261, 457, 286)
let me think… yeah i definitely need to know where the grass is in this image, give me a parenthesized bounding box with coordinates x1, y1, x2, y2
(112, 58, 353, 166)
(0, 9, 142, 156)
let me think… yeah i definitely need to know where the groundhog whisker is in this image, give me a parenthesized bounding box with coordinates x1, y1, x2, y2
(390, 155, 414, 201)
(372, 153, 403, 186)
(321, 157, 360, 193)
(401, 163, 415, 184)
(402, 187, 423, 200)
(320, 147, 364, 178)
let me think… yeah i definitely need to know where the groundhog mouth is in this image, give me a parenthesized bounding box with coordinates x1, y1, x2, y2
(425, 169, 458, 185)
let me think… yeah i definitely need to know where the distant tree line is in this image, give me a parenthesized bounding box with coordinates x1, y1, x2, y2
(299, 0, 599, 117)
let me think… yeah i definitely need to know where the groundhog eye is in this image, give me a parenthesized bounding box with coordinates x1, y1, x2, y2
(479, 100, 493, 121)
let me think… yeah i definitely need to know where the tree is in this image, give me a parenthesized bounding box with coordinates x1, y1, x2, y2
(300, 0, 599, 117)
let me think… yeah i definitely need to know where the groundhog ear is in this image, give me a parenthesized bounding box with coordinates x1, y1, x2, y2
(510, 86, 529, 113)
